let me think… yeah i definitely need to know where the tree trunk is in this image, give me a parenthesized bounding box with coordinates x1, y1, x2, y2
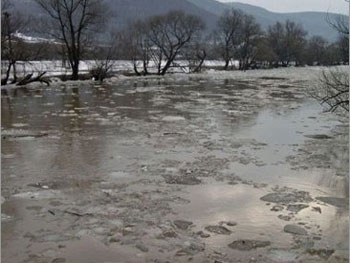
(133, 60, 141, 76)
(71, 61, 79, 80)
(160, 59, 173, 75)
(223, 59, 230, 70)
(11, 62, 18, 84)
(143, 59, 148, 75)
(16, 72, 50, 86)
(2, 62, 12, 85)
(192, 51, 206, 73)
(239, 60, 243, 70)
(157, 53, 162, 75)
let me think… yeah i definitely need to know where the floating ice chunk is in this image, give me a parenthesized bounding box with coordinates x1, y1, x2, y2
(2, 154, 16, 159)
(96, 118, 112, 125)
(12, 190, 61, 199)
(268, 249, 299, 262)
(162, 116, 186, 122)
(1, 213, 13, 222)
(12, 123, 29, 128)
(109, 171, 130, 179)
(113, 92, 124, 96)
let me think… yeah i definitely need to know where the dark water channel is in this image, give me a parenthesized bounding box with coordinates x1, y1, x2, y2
(1, 76, 348, 263)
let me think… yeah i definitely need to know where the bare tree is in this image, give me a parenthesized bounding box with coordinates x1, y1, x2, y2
(254, 36, 277, 68)
(182, 36, 207, 73)
(268, 20, 307, 67)
(285, 20, 307, 66)
(215, 9, 243, 70)
(116, 21, 153, 76)
(267, 21, 285, 67)
(1, 2, 52, 86)
(237, 14, 261, 70)
(326, 11, 349, 38)
(89, 38, 118, 82)
(147, 11, 205, 75)
(325, 3, 349, 65)
(1, 5, 26, 84)
(313, 0, 349, 112)
(337, 34, 349, 64)
(119, 11, 204, 76)
(304, 36, 329, 66)
(314, 70, 349, 112)
(34, 0, 107, 80)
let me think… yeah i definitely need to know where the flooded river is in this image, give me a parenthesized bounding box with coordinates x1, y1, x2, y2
(1, 69, 349, 263)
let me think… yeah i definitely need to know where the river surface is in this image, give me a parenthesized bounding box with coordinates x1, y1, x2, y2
(1, 70, 349, 263)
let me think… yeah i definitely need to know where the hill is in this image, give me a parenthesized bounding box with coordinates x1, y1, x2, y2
(7, 0, 347, 42)
(188, 0, 346, 41)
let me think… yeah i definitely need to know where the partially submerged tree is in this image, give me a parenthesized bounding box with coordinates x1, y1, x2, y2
(284, 20, 307, 66)
(34, 0, 107, 80)
(119, 11, 204, 76)
(118, 21, 154, 76)
(1, 2, 51, 86)
(147, 10, 205, 75)
(267, 21, 285, 66)
(182, 38, 207, 73)
(326, 3, 349, 65)
(313, 0, 349, 112)
(304, 36, 329, 66)
(237, 14, 261, 70)
(254, 36, 277, 68)
(314, 70, 349, 112)
(337, 34, 349, 64)
(268, 20, 307, 66)
(1, 5, 26, 84)
(215, 9, 243, 70)
(89, 38, 118, 82)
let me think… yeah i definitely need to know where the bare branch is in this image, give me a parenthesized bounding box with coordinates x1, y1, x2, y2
(311, 69, 349, 112)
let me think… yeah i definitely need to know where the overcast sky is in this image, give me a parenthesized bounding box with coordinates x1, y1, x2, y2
(218, 0, 349, 14)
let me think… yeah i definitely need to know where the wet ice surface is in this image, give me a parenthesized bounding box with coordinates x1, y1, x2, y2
(1, 68, 349, 263)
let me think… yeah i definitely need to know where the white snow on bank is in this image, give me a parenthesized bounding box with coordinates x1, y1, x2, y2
(1, 60, 228, 79)
(1, 60, 140, 80)
(172, 65, 349, 83)
(1, 59, 348, 88)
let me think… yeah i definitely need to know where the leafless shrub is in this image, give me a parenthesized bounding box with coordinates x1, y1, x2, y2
(313, 69, 349, 112)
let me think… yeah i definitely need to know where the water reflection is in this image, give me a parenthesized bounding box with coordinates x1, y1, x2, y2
(1, 77, 348, 262)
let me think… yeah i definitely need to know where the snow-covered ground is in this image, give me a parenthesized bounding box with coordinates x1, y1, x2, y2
(1, 59, 348, 91)
(2, 60, 133, 77)
(1, 60, 231, 79)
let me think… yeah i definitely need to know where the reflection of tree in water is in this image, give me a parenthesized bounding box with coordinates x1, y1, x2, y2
(72, 87, 79, 95)
(51, 87, 111, 185)
(1, 92, 13, 125)
(51, 131, 108, 183)
(105, 81, 155, 120)
(1, 87, 38, 129)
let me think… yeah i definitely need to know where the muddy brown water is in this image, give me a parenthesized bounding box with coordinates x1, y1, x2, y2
(1, 76, 348, 263)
